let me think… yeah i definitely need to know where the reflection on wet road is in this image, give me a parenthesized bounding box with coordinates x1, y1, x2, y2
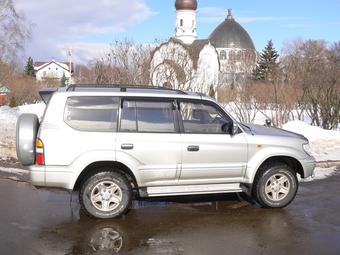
(1, 173, 340, 255)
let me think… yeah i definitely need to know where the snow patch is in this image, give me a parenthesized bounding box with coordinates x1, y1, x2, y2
(300, 166, 339, 182)
(0, 144, 16, 159)
(0, 167, 29, 175)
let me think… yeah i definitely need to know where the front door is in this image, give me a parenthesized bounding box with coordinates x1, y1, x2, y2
(116, 98, 181, 187)
(178, 100, 248, 185)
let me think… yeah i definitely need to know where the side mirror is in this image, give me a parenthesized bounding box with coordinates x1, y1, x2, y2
(222, 121, 237, 135)
(232, 124, 239, 135)
(265, 119, 272, 127)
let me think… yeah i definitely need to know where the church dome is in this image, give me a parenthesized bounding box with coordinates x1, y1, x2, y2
(175, 0, 197, 11)
(209, 9, 255, 50)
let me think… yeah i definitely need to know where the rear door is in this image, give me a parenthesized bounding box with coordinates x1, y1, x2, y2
(115, 98, 182, 187)
(44, 96, 118, 166)
(178, 99, 248, 184)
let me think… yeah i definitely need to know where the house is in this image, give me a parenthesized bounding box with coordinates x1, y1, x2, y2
(0, 84, 11, 106)
(34, 60, 73, 83)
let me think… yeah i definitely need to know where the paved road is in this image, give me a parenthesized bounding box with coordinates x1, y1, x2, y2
(0, 168, 340, 255)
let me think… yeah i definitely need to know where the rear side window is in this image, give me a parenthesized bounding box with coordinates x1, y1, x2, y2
(64, 96, 118, 132)
(120, 99, 176, 133)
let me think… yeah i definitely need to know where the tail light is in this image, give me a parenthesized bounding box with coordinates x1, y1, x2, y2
(35, 138, 45, 165)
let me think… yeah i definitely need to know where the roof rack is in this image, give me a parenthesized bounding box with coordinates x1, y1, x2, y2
(66, 84, 187, 95)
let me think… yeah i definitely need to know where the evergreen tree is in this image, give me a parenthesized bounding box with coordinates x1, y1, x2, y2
(9, 96, 17, 108)
(253, 40, 280, 81)
(60, 73, 68, 87)
(25, 57, 35, 77)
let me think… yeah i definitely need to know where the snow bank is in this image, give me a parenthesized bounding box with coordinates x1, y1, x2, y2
(283, 121, 340, 162)
(0, 166, 29, 175)
(0, 103, 45, 158)
(300, 166, 339, 182)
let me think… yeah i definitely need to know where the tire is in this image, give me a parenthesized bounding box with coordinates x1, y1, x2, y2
(252, 163, 298, 208)
(16, 114, 39, 165)
(79, 170, 132, 219)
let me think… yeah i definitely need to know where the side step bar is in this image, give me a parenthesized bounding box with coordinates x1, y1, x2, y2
(145, 183, 243, 197)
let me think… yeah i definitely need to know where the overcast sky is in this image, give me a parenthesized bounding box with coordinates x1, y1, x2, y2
(15, 0, 340, 65)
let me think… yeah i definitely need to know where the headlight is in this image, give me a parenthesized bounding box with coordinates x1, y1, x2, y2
(303, 143, 312, 156)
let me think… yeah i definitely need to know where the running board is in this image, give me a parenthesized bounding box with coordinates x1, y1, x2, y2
(145, 183, 243, 197)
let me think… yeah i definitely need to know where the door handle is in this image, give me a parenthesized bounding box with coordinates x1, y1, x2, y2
(187, 145, 199, 152)
(121, 144, 134, 150)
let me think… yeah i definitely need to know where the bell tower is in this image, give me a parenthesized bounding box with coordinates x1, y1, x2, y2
(174, 0, 198, 44)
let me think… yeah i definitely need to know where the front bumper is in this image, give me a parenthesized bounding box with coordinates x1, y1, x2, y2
(300, 156, 316, 178)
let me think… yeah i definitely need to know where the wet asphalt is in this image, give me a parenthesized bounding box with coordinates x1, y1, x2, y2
(0, 168, 340, 255)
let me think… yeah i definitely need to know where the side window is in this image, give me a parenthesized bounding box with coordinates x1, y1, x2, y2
(120, 99, 176, 133)
(179, 101, 231, 134)
(64, 96, 118, 132)
(120, 100, 137, 132)
(220, 50, 226, 60)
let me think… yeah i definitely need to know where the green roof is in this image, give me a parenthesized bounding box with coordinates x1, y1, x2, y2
(0, 85, 11, 94)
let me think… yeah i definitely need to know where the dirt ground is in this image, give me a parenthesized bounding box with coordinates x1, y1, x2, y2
(0, 164, 340, 255)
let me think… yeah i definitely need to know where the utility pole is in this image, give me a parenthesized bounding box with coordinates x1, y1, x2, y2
(68, 48, 72, 86)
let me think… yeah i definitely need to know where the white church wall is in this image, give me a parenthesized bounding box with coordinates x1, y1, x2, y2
(217, 48, 256, 74)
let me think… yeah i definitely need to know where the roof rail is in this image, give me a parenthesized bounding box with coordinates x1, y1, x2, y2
(66, 84, 187, 95)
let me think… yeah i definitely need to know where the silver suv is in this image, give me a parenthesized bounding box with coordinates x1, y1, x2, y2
(16, 85, 315, 219)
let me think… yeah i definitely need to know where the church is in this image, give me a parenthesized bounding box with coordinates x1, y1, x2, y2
(150, 0, 257, 95)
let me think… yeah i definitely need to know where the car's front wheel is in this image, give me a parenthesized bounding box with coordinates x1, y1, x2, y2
(79, 170, 132, 219)
(253, 163, 298, 208)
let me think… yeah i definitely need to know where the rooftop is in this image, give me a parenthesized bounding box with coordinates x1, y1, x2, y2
(209, 9, 255, 50)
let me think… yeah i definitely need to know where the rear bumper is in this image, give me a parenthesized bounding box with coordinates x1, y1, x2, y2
(28, 165, 73, 190)
(300, 156, 316, 178)
(28, 165, 45, 187)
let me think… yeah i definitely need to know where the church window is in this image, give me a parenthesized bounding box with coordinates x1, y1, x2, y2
(229, 51, 235, 61)
(220, 50, 226, 60)
(180, 19, 183, 27)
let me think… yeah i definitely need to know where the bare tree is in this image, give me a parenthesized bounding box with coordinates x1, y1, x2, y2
(150, 41, 195, 90)
(219, 85, 259, 123)
(0, 61, 42, 104)
(74, 39, 153, 86)
(0, 0, 31, 63)
(283, 40, 340, 129)
(219, 79, 302, 127)
(104, 39, 153, 85)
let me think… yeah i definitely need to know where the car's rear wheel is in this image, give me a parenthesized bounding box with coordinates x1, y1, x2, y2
(253, 163, 298, 208)
(79, 171, 132, 219)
